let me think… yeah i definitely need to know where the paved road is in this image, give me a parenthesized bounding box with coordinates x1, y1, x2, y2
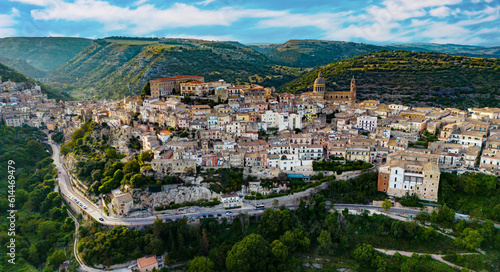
(48, 141, 500, 229)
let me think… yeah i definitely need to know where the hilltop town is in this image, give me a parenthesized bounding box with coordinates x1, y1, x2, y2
(2, 72, 500, 218)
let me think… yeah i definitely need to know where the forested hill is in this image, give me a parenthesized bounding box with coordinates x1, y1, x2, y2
(259, 40, 385, 68)
(0, 37, 93, 73)
(279, 50, 500, 109)
(389, 43, 500, 59)
(49, 38, 297, 100)
(0, 62, 71, 101)
(0, 125, 76, 271)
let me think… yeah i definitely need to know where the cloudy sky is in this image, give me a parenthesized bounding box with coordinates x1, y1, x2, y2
(1, 0, 499, 45)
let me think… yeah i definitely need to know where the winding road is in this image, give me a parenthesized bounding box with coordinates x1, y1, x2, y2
(48, 140, 500, 229)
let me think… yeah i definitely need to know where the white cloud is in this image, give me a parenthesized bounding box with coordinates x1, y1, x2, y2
(20, 0, 287, 35)
(7, 0, 500, 45)
(429, 6, 450, 17)
(8, 0, 54, 6)
(132, 0, 148, 6)
(196, 0, 216, 6)
(48, 32, 80, 37)
(165, 33, 234, 41)
(0, 8, 20, 37)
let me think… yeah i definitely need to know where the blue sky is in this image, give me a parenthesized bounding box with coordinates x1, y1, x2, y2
(1, 0, 499, 45)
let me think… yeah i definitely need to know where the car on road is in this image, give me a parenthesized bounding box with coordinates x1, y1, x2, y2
(164, 218, 172, 222)
(195, 216, 200, 219)
(208, 214, 214, 218)
(202, 214, 207, 218)
(98, 218, 104, 221)
(188, 216, 194, 219)
(226, 211, 233, 215)
(83, 206, 87, 210)
(217, 214, 222, 217)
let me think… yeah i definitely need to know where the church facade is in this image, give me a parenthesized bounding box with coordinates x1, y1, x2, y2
(310, 71, 356, 105)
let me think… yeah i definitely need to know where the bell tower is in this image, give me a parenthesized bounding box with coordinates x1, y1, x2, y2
(350, 76, 356, 105)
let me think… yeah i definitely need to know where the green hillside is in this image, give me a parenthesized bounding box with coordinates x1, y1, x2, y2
(390, 43, 500, 59)
(49, 38, 298, 99)
(0, 37, 93, 71)
(0, 62, 71, 101)
(260, 40, 385, 67)
(279, 50, 500, 109)
(246, 43, 281, 55)
(0, 56, 47, 78)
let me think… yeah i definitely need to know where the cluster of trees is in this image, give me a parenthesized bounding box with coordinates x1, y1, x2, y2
(439, 172, 500, 221)
(62, 122, 181, 194)
(443, 252, 499, 271)
(312, 160, 372, 174)
(78, 191, 478, 271)
(0, 125, 75, 271)
(415, 205, 500, 253)
(51, 131, 65, 144)
(321, 171, 387, 204)
(205, 168, 245, 193)
(409, 130, 439, 149)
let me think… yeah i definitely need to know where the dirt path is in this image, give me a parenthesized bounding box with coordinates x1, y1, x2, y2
(374, 248, 478, 271)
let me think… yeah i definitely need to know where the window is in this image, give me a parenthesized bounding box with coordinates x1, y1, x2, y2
(394, 184, 396, 188)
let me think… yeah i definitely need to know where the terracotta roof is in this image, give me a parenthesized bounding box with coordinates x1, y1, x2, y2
(137, 256, 157, 268)
(151, 75, 203, 81)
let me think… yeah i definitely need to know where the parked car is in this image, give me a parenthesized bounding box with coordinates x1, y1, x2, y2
(202, 214, 207, 218)
(98, 218, 104, 221)
(208, 214, 214, 218)
(226, 211, 233, 215)
(217, 214, 222, 217)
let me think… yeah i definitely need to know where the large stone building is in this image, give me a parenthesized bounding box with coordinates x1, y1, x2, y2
(150, 75, 204, 98)
(311, 72, 357, 105)
(378, 160, 440, 202)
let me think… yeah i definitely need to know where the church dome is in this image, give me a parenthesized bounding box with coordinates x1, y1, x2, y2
(314, 77, 325, 84)
(314, 71, 325, 84)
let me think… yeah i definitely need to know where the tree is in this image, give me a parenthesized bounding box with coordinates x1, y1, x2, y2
(123, 160, 140, 174)
(317, 230, 333, 254)
(352, 243, 376, 268)
(456, 228, 484, 250)
(187, 256, 214, 272)
(272, 199, 280, 210)
(269, 240, 290, 271)
(382, 199, 392, 212)
(258, 209, 295, 241)
(140, 82, 150, 100)
(226, 233, 270, 272)
(279, 228, 310, 253)
(139, 150, 154, 163)
(430, 205, 455, 226)
(105, 148, 118, 159)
